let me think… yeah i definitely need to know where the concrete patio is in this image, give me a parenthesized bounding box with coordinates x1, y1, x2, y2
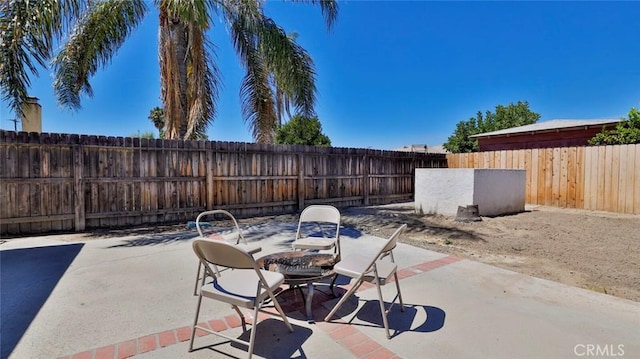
(2, 219, 639, 359)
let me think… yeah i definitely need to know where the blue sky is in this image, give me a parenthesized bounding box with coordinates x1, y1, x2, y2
(1, 1, 639, 150)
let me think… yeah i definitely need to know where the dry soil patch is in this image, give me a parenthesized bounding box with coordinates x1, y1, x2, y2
(339, 203, 640, 302)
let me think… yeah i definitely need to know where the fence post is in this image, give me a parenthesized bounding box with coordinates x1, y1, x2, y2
(363, 153, 370, 206)
(297, 152, 305, 210)
(73, 145, 85, 231)
(206, 148, 214, 210)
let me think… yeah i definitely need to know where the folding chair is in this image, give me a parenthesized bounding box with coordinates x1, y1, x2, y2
(189, 239, 293, 359)
(193, 210, 261, 295)
(324, 224, 407, 339)
(291, 205, 341, 259)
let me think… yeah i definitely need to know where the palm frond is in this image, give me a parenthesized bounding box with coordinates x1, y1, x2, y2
(212, 0, 262, 29)
(257, 18, 316, 117)
(53, 0, 147, 109)
(230, 15, 276, 143)
(291, 0, 338, 30)
(156, 0, 209, 27)
(184, 24, 220, 139)
(1, 0, 84, 116)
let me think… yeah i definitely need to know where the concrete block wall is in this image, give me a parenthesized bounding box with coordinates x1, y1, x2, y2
(415, 169, 526, 216)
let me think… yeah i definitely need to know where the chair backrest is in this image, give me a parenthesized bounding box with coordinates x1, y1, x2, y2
(380, 223, 406, 254)
(195, 210, 246, 245)
(193, 239, 256, 272)
(364, 224, 407, 273)
(296, 205, 341, 239)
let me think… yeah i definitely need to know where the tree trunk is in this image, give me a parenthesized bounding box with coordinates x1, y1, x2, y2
(159, 9, 189, 139)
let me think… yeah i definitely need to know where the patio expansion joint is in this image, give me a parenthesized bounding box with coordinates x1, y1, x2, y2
(58, 255, 461, 359)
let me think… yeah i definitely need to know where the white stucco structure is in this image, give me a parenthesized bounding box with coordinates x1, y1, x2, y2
(415, 169, 526, 216)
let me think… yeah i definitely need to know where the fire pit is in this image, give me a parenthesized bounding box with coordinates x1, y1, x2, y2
(257, 252, 337, 323)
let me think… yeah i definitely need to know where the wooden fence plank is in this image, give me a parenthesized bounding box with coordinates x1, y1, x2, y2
(609, 145, 621, 212)
(567, 147, 576, 207)
(529, 149, 539, 204)
(586, 146, 598, 210)
(623, 144, 636, 213)
(73, 145, 85, 231)
(559, 147, 568, 207)
(633, 144, 640, 214)
(617, 145, 628, 213)
(602, 146, 613, 211)
(575, 146, 585, 209)
(544, 148, 558, 206)
(596, 146, 606, 211)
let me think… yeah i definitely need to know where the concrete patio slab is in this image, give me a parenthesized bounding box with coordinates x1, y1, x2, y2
(2, 221, 639, 359)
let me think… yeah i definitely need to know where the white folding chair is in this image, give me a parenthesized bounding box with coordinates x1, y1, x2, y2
(193, 210, 261, 295)
(189, 239, 293, 359)
(324, 224, 407, 339)
(291, 205, 341, 259)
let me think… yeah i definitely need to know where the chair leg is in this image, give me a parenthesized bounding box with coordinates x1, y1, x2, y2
(324, 279, 362, 322)
(247, 305, 260, 359)
(193, 262, 202, 296)
(233, 305, 248, 332)
(393, 272, 405, 311)
(374, 282, 392, 339)
(189, 294, 204, 352)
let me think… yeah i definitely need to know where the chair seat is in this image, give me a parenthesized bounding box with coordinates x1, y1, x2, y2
(335, 255, 398, 285)
(200, 269, 285, 309)
(292, 237, 336, 250)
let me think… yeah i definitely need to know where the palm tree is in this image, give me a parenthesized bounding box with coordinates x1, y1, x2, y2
(265, 31, 300, 127)
(1, 0, 338, 142)
(0, 0, 82, 118)
(148, 106, 165, 138)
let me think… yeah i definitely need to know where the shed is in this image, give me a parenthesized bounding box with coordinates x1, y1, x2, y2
(471, 119, 620, 151)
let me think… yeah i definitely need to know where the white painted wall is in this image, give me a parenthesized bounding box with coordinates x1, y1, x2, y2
(415, 169, 526, 216)
(415, 169, 475, 216)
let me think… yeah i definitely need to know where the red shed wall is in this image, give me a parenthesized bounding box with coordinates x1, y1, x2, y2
(477, 126, 616, 151)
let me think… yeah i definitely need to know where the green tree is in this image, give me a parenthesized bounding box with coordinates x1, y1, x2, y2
(1, 0, 338, 142)
(444, 101, 541, 153)
(275, 114, 331, 146)
(588, 107, 640, 145)
(131, 131, 155, 139)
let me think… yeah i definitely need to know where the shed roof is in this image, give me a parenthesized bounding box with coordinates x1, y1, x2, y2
(470, 119, 620, 138)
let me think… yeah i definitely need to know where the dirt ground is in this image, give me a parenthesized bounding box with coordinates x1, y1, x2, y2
(337, 203, 640, 303)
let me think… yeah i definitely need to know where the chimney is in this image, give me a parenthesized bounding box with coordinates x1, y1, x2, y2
(21, 96, 42, 133)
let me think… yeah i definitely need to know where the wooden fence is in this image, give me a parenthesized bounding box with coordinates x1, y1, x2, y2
(0, 131, 447, 235)
(446, 144, 640, 214)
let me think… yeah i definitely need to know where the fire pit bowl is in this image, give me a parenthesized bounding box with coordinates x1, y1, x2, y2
(256, 251, 338, 323)
(257, 252, 336, 282)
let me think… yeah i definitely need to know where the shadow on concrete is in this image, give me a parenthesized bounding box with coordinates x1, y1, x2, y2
(0, 244, 83, 359)
(326, 293, 446, 339)
(103, 221, 365, 249)
(191, 319, 313, 359)
(354, 301, 446, 337)
(106, 231, 198, 248)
